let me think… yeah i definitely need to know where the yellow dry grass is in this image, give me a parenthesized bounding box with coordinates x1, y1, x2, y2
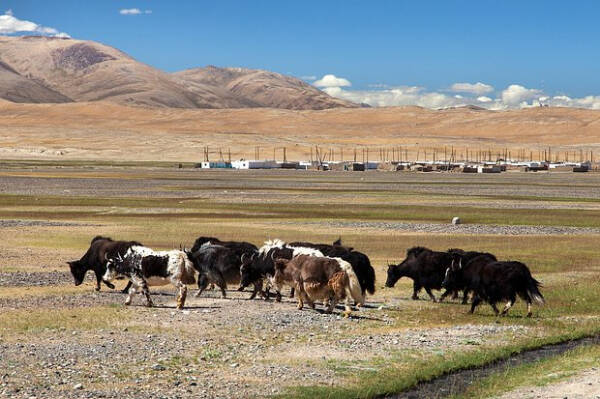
(1, 101, 600, 162)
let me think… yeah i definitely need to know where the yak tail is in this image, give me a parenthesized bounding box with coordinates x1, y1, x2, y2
(335, 257, 364, 305)
(527, 276, 545, 305)
(364, 259, 376, 295)
(180, 252, 197, 285)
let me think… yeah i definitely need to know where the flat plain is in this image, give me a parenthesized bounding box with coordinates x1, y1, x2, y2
(1, 163, 599, 399)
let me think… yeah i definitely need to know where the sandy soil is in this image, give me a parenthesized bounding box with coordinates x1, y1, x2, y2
(494, 368, 600, 399)
(1, 102, 600, 162)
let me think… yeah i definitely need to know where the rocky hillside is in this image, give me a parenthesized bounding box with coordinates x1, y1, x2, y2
(0, 35, 356, 109)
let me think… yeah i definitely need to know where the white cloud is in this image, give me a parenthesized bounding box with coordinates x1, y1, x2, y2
(500, 84, 542, 107)
(120, 8, 141, 15)
(317, 78, 600, 110)
(450, 82, 494, 95)
(119, 8, 152, 15)
(313, 74, 351, 88)
(0, 10, 69, 37)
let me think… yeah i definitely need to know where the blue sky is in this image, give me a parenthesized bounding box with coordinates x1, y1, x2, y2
(2, 1, 600, 109)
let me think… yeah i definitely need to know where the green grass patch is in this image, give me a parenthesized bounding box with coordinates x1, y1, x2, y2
(454, 344, 600, 399)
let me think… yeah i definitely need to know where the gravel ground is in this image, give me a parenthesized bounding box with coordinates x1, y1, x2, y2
(0, 270, 73, 287)
(3, 169, 600, 206)
(0, 167, 592, 398)
(0, 220, 88, 228)
(0, 269, 535, 399)
(0, 283, 531, 399)
(286, 220, 600, 235)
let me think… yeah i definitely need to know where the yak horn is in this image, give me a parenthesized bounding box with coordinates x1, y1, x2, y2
(241, 253, 247, 263)
(270, 251, 276, 261)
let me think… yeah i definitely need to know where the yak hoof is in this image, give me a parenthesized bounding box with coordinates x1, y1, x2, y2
(105, 282, 115, 289)
(145, 302, 153, 308)
(526, 312, 533, 318)
(95, 286, 101, 292)
(342, 310, 352, 318)
(297, 303, 303, 310)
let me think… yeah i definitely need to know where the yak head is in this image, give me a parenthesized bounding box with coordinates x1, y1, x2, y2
(66, 260, 87, 286)
(441, 251, 463, 289)
(238, 252, 259, 291)
(102, 253, 124, 282)
(385, 247, 427, 287)
(385, 263, 404, 288)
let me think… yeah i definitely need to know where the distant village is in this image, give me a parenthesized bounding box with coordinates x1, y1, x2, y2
(199, 146, 594, 173)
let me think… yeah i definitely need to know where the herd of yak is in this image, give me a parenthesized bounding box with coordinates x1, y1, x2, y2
(66, 235, 545, 317)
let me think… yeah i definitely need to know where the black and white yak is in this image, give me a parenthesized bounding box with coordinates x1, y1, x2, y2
(103, 246, 196, 309)
(67, 236, 142, 291)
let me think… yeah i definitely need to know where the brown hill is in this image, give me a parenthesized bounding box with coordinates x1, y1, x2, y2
(174, 66, 357, 110)
(0, 59, 71, 103)
(0, 101, 599, 162)
(0, 36, 355, 110)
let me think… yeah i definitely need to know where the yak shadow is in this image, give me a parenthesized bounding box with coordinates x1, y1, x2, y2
(150, 304, 222, 310)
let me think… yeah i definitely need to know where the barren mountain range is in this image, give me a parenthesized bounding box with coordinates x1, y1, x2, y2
(0, 35, 356, 110)
(1, 101, 599, 162)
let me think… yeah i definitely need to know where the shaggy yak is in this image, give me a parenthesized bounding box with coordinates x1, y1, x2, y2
(187, 243, 263, 299)
(67, 236, 142, 291)
(189, 237, 260, 298)
(444, 249, 498, 304)
(103, 246, 196, 309)
(443, 252, 544, 317)
(288, 238, 376, 305)
(273, 254, 363, 315)
(238, 239, 324, 301)
(385, 246, 454, 302)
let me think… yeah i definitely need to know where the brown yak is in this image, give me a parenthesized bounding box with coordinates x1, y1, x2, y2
(273, 254, 363, 315)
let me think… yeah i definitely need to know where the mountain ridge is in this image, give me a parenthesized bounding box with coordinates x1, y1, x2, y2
(0, 35, 357, 110)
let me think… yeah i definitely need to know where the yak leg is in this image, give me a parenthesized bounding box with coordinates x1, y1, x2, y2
(439, 289, 453, 302)
(175, 281, 187, 310)
(295, 283, 306, 310)
(299, 282, 315, 309)
(210, 270, 228, 298)
(490, 302, 500, 315)
(326, 295, 336, 314)
(249, 281, 263, 300)
(412, 282, 421, 300)
(125, 284, 137, 306)
(121, 281, 132, 294)
(451, 290, 459, 300)
(462, 290, 471, 304)
(131, 273, 152, 307)
(425, 287, 437, 303)
(469, 296, 482, 314)
(501, 297, 515, 316)
(195, 274, 210, 297)
(526, 301, 533, 318)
